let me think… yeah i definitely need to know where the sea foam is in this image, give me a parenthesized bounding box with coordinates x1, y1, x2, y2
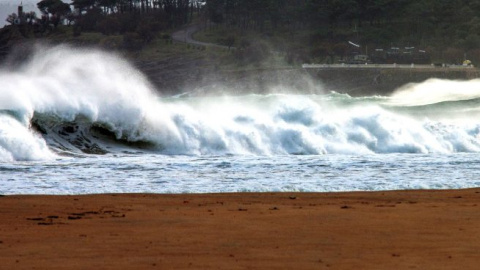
(1, 46, 480, 161)
(0, 45, 162, 160)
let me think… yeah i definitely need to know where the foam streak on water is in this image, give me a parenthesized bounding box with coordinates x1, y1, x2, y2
(1, 46, 480, 194)
(2, 154, 480, 194)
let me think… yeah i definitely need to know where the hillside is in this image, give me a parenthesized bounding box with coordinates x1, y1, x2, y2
(2, 0, 480, 96)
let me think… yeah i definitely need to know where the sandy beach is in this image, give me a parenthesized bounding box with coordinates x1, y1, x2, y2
(1, 189, 480, 269)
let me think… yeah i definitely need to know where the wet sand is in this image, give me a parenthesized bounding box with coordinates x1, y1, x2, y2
(1, 189, 480, 269)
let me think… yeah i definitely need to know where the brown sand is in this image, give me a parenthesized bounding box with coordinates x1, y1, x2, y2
(1, 189, 480, 269)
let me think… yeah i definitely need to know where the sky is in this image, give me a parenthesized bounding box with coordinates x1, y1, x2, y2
(0, 0, 40, 26)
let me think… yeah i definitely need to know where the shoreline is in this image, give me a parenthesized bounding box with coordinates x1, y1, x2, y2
(1, 188, 480, 269)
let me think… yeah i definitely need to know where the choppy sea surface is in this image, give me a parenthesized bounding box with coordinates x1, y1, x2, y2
(2, 46, 480, 194)
(3, 153, 480, 194)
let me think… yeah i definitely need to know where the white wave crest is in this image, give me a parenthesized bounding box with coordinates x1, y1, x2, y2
(2, 46, 480, 161)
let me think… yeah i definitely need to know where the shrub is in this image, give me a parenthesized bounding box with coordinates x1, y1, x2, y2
(123, 32, 143, 51)
(235, 40, 272, 66)
(76, 7, 103, 32)
(97, 17, 121, 35)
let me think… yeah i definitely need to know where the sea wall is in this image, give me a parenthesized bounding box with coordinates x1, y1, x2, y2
(305, 66, 480, 96)
(139, 62, 480, 97)
(137, 60, 322, 96)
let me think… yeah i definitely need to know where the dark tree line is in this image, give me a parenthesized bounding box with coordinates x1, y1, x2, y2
(2, 0, 206, 50)
(35, 0, 203, 28)
(70, 0, 201, 25)
(205, 0, 480, 63)
(5, 1, 204, 33)
(5, 0, 480, 62)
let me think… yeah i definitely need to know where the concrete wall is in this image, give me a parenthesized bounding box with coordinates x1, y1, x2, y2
(138, 61, 480, 97)
(306, 67, 480, 96)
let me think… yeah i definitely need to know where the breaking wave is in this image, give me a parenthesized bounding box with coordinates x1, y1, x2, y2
(2, 46, 480, 161)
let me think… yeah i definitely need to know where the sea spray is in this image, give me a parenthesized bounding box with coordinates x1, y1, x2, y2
(0, 113, 54, 161)
(390, 78, 480, 106)
(1, 46, 480, 161)
(151, 94, 480, 155)
(0, 45, 170, 160)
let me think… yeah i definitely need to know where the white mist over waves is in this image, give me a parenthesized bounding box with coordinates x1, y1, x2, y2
(1, 46, 480, 162)
(161, 91, 480, 156)
(391, 78, 480, 106)
(0, 113, 54, 161)
(0, 45, 169, 161)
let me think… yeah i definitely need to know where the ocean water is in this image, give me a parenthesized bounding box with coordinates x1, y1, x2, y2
(2, 46, 480, 194)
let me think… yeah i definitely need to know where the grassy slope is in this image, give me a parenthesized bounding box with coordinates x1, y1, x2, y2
(0, 22, 306, 71)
